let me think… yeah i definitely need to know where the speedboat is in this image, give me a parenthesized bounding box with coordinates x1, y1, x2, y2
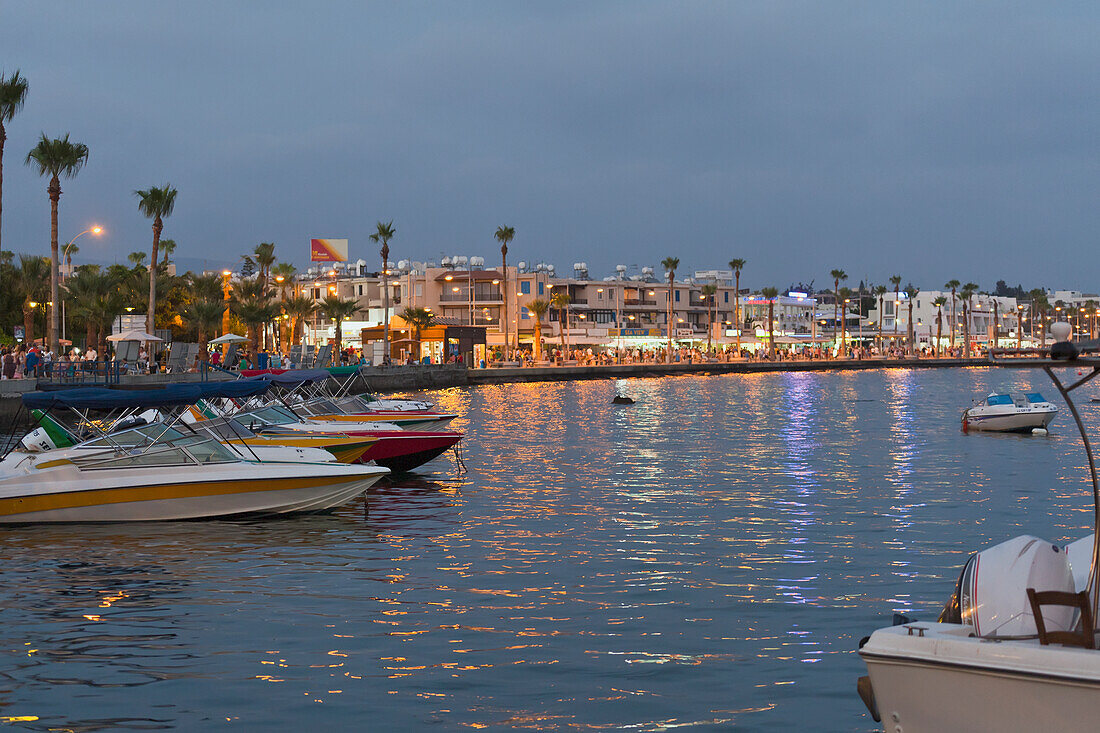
(293, 396, 457, 431)
(0, 384, 391, 522)
(209, 405, 464, 474)
(858, 335, 1100, 731)
(962, 391, 1057, 432)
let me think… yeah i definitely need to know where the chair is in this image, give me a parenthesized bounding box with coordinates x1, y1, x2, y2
(1026, 587, 1095, 649)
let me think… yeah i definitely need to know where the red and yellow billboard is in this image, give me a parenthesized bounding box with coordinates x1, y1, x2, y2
(310, 238, 348, 262)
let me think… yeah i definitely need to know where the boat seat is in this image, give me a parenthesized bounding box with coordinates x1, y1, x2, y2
(1026, 588, 1096, 649)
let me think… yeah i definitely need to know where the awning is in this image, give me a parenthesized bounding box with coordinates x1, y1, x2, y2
(23, 381, 272, 410)
(240, 368, 332, 386)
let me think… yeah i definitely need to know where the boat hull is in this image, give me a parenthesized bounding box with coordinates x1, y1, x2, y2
(963, 408, 1057, 432)
(860, 622, 1100, 732)
(356, 432, 463, 473)
(0, 464, 388, 523)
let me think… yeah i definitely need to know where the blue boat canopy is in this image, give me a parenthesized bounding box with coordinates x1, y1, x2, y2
(1026, 392, 1047, 403)
(22, 381, 272, 410)
(986, 394, 1013, 406)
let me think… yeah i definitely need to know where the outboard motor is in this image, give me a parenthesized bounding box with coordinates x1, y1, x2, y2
(20, 427, 58, 453)
(939, 534, 1076, 637)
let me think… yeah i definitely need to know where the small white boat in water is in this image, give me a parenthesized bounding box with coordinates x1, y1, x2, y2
(962, 391, 1057, 432)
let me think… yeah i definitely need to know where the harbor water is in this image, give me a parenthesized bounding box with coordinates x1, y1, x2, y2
(0, 368, 1095, 731)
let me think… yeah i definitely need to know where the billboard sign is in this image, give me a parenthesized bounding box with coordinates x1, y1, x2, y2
(310, 238, 349, 262)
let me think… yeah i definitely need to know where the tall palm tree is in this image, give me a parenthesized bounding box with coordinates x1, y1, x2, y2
(317, 294, 360, 354)
(960, 282, 978, 357)
(662, 256, 679, 362)
(65, 265, 124, 358)
(905, 285, 919, 353)
(701, 283, 717, 353)
(282, 295, 316, 347)
(64, 242, 79, 273)
(370, 221, 396, 363)
(944, 280, 960, 347)
(551, 291, 570, 354)
(0, 70, 29, 253)
(495, 225, 515, 358)
(134, 184, 177, 339)
(888, 275, 902, 343)
(874, 285, 887, 347)
(830, 270, 847, 352)
(526, 298, 550, 360)
(932, 294, 950, 354)
(728, 258, 746, 354)
(761, 286, 779, 359)
(837, 285, 852, 352)
(25, 133, 90, 354)
(401, 306, 435, 362)
(15, 254, 49, 344)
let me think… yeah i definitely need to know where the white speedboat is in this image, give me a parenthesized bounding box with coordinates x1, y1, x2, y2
(962, 391, 1057, 432)
(0, 385, 390, 522)
(858, 341, 1100, 732)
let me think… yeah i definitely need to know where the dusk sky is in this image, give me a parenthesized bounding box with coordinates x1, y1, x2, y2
(3, 2, 1099, 291)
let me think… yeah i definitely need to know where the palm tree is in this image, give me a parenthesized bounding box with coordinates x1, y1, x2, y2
(230, 276, 275, 353)
(282, 295, 316, 347)
(551, 291, 571, 355)
(761, 286, 779, 359)
(0, 70, 29, 253)
(183, 300, 225, 363)
(728, 258, 746, 354)
(888, 275, 902, 343)
(874, 285, 887, 347)
(701, 283, 717, 353)
(64, 265, 124, 358)
(370, 221, 396, 363)
(944, 280, 960, 347)
(401, 306, 435, 362)
(905, 285, 919, 353)
(662, 256, 679, 362)
(933, 296, 947, 357)
(25, 133, 90, 354)
(526, 298, 551, 360)
(960, 282, 978, 357)
(15, 254, 49, 344)
(317, 294, 360, 354)
(157, 238, 176, 269)
(248, 242, 277, 348)
(127, 251, 147, 267)
(134, 184, 178, 340)
(830, 270, 847, 352)
(495, 225, 515, 359)
(838, 285, 852, 352)
(64, 242, 79, 274)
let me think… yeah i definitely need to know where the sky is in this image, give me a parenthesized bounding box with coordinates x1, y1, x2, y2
(2, 1, 1099, 292)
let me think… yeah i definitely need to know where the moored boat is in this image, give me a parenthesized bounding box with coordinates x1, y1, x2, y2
(962, 391, 1057, 432)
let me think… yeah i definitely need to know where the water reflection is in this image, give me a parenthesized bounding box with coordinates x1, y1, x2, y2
(0, 368, 1093, 730)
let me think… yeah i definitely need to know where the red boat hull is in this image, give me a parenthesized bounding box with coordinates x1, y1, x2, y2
(349, 430, 463, 473)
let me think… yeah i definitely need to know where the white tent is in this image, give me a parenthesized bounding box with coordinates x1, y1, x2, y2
(107, 329, 163, 342)
(208, 333, 250, 345)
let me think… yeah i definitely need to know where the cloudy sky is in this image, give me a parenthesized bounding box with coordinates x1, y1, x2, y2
(3, 2, 1098, 291)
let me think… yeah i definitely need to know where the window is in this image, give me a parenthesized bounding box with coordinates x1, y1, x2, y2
(724, 292, 729, 303)
(538, 282, 544, 295)
(521, 281, 531, 294)
(415, 283, 423, 297)
(521, 307, 530, 320)
(358, 285, 363, 296)
(675, 290, 680, 302)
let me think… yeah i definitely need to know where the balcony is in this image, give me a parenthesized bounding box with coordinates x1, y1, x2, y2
(439, 289, 503, 303)
(623, 298, 658, 307)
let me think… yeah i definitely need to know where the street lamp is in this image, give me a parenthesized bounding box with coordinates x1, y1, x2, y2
(60, 224, 105, 341)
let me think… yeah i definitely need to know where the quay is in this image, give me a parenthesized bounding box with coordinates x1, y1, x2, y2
(0, 357, 1016, 424)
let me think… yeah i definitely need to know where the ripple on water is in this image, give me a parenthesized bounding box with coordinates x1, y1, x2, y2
(0, 368, 1093, 730)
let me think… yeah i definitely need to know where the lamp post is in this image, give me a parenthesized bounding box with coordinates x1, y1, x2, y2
(60, 225, 104, 342)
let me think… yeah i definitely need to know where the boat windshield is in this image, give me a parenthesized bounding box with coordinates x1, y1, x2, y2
(79, 424, 189, 449)
(71, 435, 239, 469)
(190, 417, 258, 441)
(1026, 392, 1048, 403)
(985, 394, 1014, 406)
(298, 399, 341, 416)
(335, 397, 368, 413)
(236, 406, 297, 426)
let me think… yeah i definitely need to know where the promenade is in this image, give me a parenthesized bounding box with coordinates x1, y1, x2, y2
(0, 356, 1013, 423)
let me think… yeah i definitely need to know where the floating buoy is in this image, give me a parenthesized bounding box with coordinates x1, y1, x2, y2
(1032, 428, 1048, 436)
(612, 395, 635, 405)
